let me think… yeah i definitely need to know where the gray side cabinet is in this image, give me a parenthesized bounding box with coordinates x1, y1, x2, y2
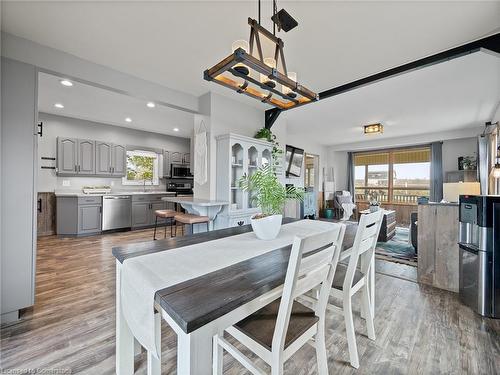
(56, 196, 102, 236)
(131, 194, 173, 228)
(96, 141, 112, 175)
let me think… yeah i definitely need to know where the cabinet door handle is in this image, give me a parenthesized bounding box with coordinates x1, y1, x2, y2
(37, 198, 42, 213)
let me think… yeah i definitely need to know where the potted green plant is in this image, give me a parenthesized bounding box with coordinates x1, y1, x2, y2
(240, 164, 304, 240)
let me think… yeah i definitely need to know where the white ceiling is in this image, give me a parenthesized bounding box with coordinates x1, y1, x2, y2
(2, 1, 499, 98)
(38, 72, 194, 137)
(286, 51, 500, 147)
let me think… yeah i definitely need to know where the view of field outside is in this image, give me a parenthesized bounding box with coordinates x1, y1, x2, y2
(355, 160, 430, 203)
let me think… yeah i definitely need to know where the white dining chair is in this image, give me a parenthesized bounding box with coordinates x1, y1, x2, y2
(329, 210, 383, 369)
(213, 223, 346, 375)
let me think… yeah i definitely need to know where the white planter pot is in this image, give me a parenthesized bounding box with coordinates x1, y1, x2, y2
(251, 214, 283, 240)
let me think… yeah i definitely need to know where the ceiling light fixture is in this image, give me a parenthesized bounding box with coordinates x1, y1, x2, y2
(125, 117, 132, 123)
(147, 102, 156, 108)
(203, 0, 317, 111)
(364, 123, 384, 135)
(54, 103, 64, 109)
(60, 79, 73, 87)
(173, 128, 179, 132)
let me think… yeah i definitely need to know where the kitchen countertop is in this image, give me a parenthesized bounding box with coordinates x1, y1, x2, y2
(55, 191, 177, 197)
(418, 201, 459, 206)
(162, 196, 229, 206)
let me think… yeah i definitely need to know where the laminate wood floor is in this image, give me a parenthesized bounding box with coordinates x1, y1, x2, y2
(1, 229, 499, 374)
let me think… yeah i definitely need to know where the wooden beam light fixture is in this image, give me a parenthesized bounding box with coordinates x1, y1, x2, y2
(204, 14, 318, 111)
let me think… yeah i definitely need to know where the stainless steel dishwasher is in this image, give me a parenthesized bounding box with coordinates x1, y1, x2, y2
(102, 195, 132, 231)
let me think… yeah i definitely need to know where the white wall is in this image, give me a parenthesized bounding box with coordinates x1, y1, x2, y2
(442, 137, 477, 174)
(38, 112, 190, 192)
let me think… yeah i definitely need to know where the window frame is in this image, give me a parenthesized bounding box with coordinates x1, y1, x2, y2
(354, 146, 430, 205)
(122, 149, 160, 186)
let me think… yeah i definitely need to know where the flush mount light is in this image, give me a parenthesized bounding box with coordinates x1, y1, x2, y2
(125, 117, 132, 123)
(364, 123, 384, 135)
(173, 128, 179, 132)
(54, 103, 64, 109)
(60, 79, 73, 87)
(203, 0, 317, 111)
(147, 102, 156, 108)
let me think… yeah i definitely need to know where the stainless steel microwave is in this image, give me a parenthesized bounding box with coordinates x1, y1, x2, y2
(171, 163, 192, 179)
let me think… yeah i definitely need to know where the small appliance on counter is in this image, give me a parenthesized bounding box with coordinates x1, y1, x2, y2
(458, 195, 500, 318)
(167, 181, 193, 196)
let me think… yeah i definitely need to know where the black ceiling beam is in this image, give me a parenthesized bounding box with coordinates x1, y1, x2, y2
(319, 32, 500, 101)
(265, 108, 282, 129)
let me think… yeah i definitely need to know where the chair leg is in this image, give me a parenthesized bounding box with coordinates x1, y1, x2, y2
(361, 284, 376, 340)
(207, 221, 210, 232)
(170, 218, 174, 238)
(343, 295, 359, 369)
(213, 334, 223, 375)
(153, 216, 158, 240)
(164, 218, 167, 239)
(315, 319, 328, 375)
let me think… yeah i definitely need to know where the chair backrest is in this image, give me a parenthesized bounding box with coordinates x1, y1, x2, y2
(343, 210, 384, 291)
(272, 222, 346, 351)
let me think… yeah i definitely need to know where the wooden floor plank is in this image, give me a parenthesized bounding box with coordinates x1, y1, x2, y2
(1, 228, 499, 374)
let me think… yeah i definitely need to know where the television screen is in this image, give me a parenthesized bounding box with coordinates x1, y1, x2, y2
(285, 145, 305, 177)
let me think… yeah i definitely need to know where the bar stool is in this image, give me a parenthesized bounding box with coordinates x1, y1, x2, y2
(153, 209, 176, 240)
(174, 213, 209, 236)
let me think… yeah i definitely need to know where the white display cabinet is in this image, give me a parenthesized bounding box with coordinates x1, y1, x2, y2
(216, 133, 273, 229)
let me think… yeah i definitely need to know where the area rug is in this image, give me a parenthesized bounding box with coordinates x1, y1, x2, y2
(375, 227, 417, 267)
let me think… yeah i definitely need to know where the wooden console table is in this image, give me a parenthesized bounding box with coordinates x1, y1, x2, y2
(359, 209, 396, 242)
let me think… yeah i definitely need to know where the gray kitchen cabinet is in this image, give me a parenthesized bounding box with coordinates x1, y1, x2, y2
(163, 150, 170, 178)
(78, 205, 102, 234)
(77, 139, 95, 174)
(183, 152, 190, 164)
(171, 151, 182, 163)
(132, 202, 150, 228)
(96, 141, 112, 175)
(57, 137, 78, 174)
(96, 142, 126, 176)
(57, 137, 95, 175)
(56, 196, 102, 236)
(112, 144, 126, 176)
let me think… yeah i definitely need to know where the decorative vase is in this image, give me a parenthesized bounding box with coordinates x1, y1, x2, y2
(251, 214, 283, 240)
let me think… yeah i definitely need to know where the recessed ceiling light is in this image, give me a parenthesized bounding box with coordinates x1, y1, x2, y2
(60, 79, 73, 87)
(173, 128, 179, 132)
(146, 102, 156, 108)
(125, 117, 132, 123)
(54, 103, 64, 109)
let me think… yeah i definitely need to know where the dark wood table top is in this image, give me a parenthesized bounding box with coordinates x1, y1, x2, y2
(113, 218, 357, 334)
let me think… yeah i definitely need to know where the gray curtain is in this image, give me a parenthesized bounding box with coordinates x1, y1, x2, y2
(430, 141, 443, 202)
(347, 152, 355, 202)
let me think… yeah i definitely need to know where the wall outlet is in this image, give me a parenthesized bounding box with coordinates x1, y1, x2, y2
(62, 180, 71, 187)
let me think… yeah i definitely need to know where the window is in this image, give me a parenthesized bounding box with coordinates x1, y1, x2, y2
(354, 147, 430, 204)
(122, 150, 160, 185)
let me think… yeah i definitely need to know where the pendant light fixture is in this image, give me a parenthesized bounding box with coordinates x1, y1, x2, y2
(204, 0, 318, 110)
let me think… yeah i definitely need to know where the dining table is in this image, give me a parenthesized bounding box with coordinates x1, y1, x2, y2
(113, 218, 364, 375)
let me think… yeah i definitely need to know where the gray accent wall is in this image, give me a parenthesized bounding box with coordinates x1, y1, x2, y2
(1, 57, 38, 321)
(38, 113, 190, 192)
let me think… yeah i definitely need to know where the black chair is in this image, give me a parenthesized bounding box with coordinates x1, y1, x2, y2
(410, 212, 418, 252)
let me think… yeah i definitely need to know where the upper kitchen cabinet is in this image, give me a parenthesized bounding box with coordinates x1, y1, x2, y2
(58, 137, 125, 177)
(95, 141, 126, 176)
(57, 137, 95, 175)
(57, 137, 78, 174)
(78, 139, 95, 174)
(111, 144, 126, 176)
(95, 141, 112, 175)
(183, 152, 190, 164)
(163, 150, 170, 177)
(171, 151, 182, 164)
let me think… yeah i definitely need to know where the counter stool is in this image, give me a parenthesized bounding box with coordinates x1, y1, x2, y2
(174, 213, 209, 236)
(153, 209, 176, 240)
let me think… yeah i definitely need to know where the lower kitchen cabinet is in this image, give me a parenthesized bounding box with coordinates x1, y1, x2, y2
(132, 202, 151, 227)
(131, 196, 173, 229)
(56, 196, 102, 236)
